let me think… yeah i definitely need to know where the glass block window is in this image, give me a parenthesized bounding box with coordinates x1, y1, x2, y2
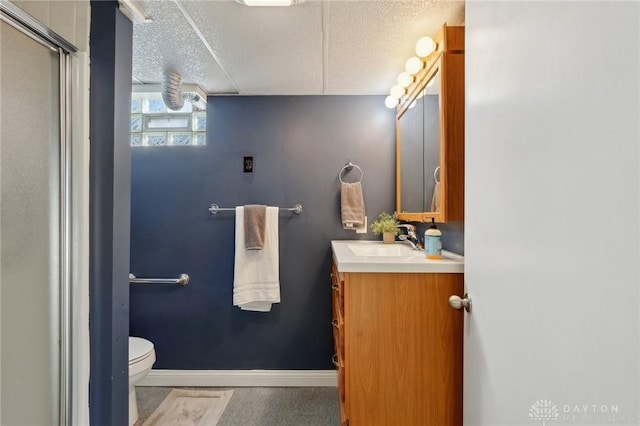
(131, 92, 206, 147)
(144, 97, 166, 113)
(131, 96, 142, 113)
(193, 113, 206, 131)
(145, 115, 190, 130)
(145, 133, 167, 146)
(194, 133, 207, 146)
(169, 133, 191, 146)
(131, 115, 142, 132)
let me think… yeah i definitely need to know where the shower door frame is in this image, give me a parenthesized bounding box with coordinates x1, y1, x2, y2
(0, 2, 79, 425)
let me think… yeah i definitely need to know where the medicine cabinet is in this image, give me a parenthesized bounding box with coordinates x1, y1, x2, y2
(396, 24, 465, 223)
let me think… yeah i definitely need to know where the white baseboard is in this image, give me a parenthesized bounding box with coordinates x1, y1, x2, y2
(139, 370, 338, 387)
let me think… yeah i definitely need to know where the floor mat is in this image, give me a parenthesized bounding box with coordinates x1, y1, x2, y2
(142, 389, 233, 426)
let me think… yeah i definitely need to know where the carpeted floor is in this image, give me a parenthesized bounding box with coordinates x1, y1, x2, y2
(134, 387, 341, 426)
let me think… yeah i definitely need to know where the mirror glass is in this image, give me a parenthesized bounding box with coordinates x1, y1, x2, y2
(399, 70, 441, 214)
(399, 89, 424, 212)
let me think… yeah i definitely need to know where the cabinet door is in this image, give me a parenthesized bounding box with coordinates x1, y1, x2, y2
(345, 272, 463, 425)
(331, 263, 348, 425)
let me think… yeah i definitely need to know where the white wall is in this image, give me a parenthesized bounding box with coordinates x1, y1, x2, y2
(465, 1, 639, 424)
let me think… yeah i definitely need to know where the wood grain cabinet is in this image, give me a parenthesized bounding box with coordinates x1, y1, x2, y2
(331, 261, 463, 426)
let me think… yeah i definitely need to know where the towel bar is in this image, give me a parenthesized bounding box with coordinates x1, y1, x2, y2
(339, 162, 363, 184)
(129, 273, 190, 286)
(208, 204, 303, 215)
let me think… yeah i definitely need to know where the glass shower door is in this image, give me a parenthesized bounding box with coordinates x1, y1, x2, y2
(0, 19, 63, 426)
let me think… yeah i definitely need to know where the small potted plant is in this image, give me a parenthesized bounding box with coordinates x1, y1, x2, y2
(371, 211, 400, 244)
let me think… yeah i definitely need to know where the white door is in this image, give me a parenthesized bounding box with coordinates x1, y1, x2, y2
(464, 2, 639, 425)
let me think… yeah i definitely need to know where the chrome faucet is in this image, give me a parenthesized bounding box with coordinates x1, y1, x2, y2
(396, 224, 422, 250)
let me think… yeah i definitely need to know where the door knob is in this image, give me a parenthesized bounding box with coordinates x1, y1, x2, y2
(449, 294, 471, 312)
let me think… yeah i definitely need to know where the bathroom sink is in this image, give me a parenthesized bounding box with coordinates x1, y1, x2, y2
(331, 240, 464, 273)
(347, 243, 411, 257)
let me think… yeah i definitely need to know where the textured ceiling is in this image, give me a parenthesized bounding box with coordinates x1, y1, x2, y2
(132, 0, 465, 95)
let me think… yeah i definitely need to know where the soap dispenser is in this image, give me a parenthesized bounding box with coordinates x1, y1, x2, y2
(425, 218, 442, 259)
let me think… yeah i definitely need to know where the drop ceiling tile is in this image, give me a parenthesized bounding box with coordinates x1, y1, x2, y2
(179, 0, 324, 95)
(134, 0, 237, 93)
(326, 1, 465, 95)
(132, 0, 465, 96)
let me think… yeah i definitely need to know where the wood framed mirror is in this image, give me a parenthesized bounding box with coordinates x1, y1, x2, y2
(396, 24, 465, 223)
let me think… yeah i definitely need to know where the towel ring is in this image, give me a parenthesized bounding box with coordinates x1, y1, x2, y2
(434, 166, 440, 184)
(339, 162, 363, 184)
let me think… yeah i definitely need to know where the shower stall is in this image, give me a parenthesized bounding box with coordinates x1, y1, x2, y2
(0, 2, 81, 425)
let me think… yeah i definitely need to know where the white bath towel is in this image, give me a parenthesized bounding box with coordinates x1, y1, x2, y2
(233, 206, 280, 312)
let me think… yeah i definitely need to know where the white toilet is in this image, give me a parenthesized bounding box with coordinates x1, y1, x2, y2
(129, 336, 156, 426)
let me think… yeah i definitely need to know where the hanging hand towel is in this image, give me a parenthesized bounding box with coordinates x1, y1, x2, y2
(233, 206, 280, 312)
(244, 204, 267, 250)
(341, 182, 366, 231)
(430, 181, 441, 212)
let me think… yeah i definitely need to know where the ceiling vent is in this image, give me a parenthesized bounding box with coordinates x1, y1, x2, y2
(162, 71, 209, 111)
(132, 77, 208, 111)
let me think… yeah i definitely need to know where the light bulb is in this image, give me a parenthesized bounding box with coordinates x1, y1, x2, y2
(415, 36, 436, 57)
(408, 99, 417, 109)
(384, 95, 398, 109)
(390, 84, 405, 99)
(397, 72, 413, 88)
(405, 57, 424, 75)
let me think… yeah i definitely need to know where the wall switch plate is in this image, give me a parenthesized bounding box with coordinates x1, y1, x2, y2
(244, 156, 253, 173)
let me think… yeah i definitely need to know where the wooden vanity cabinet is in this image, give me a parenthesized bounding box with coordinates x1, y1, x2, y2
(331, 261, 463, 426)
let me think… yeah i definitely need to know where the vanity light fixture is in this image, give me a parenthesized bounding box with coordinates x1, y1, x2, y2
(385, 96, 399, 109)
(236, 0, 305, 5)
(385, 33, 437, 108)
(397, 72, 414, 88)
(415, 36, 437, 57)
(405, 57, 424, 75)
(390, 84, 406, 99)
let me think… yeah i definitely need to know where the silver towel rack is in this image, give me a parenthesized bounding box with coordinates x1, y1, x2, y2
(339, 161, 363, 184)
(129, 273, 190, 286)
(208, 204, 303, 215)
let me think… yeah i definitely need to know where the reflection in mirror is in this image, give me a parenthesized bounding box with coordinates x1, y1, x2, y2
(399, 92, 424, 212)
(400, 70, 441, 213)
(423, 70, 440, 213)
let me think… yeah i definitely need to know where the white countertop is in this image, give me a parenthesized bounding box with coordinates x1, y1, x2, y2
(331, 240, 464, 273)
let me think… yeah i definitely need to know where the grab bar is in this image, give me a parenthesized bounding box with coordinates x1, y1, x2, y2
(129, 273, 190, 286)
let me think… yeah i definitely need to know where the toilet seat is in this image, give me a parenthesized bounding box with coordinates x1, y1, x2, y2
(128, 336, 156, 426)
(129, 336, 154, 365)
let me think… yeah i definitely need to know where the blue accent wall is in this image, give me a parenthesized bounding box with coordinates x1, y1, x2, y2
(130, 96, 397, 369)
(89, 2, 131, 424)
